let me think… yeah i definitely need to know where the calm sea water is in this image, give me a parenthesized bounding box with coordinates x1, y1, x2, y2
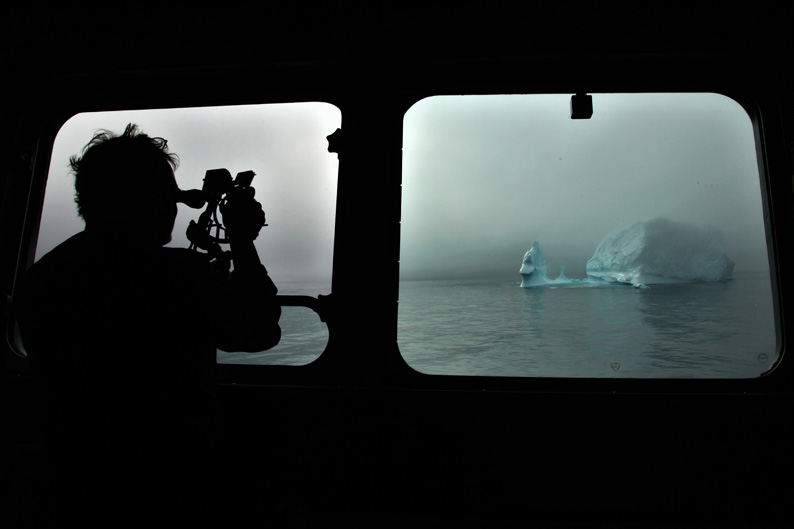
(219, 275, 778, 379)
(399, 274, 777, 378)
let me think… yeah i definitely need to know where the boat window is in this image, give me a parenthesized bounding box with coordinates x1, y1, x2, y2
(399, 93, 777, 378)
(33, 103, 340, 365)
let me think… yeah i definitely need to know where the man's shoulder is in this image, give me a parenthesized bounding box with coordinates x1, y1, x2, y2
(24, 232, 88, 280)
(26, 234, 217, 285)
(34, 231, 86, 259)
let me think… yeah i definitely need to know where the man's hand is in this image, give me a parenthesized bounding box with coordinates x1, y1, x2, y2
(220, 187, 266, 242)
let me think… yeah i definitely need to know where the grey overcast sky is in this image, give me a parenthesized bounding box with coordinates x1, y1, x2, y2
(400, 93, 768, 280)
(38, 103, 341, 291)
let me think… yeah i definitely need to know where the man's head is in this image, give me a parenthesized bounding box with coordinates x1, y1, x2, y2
(70, 124, 180, 245)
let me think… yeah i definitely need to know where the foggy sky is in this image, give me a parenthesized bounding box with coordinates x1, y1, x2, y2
(400, 93, 769, 280)
(37, 103, 341, 292)
(37, 94, 770, 288)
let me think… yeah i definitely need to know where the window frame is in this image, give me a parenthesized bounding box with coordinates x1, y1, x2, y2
(3, 64, 793, 396)
(388, 86, 792, 395)
(395, 90, 782, 383)
(5, 75, 348, 383)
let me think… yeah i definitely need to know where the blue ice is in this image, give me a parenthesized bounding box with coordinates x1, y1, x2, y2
(520, 218, 734, 289)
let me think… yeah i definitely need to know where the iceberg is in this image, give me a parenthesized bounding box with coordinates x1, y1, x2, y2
(520, 218, 734, 289)
(519, 241, 586, 287)
(585, 218, 734, 287)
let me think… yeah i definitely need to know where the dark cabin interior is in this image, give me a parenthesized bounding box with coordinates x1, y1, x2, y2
(3, 4, 793, 527)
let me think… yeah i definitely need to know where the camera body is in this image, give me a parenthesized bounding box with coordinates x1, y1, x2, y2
(186, 169, 260, 268)
(202, 169, 255, 201)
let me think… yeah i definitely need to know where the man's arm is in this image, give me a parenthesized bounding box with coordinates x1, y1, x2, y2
(215, 191, 281, 352)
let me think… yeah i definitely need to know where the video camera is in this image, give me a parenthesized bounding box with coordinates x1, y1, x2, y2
(185, 169, 263, 270)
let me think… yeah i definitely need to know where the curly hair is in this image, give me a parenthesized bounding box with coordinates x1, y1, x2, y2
(70, 123, 179, 222)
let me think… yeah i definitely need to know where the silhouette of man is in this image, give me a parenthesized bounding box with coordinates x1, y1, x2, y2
(15, 124, 281, 521)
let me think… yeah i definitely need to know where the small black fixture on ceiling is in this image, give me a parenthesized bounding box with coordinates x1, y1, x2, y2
(571, 93, 593, 119)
